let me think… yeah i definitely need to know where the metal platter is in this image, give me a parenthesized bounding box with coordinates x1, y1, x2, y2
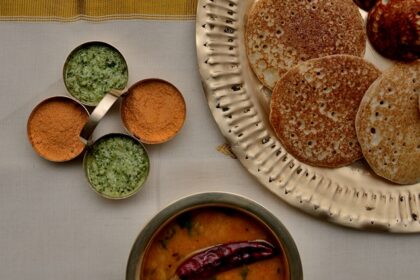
(195, 0, 420, 232)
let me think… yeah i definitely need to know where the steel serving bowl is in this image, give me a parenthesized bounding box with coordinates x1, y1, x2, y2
(126, 192, 303, 280)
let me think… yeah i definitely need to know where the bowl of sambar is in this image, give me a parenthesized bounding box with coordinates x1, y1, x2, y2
(126, 192, 303, 280)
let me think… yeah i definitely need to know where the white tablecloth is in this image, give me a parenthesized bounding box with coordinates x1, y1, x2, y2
(0, 20, 419, 280)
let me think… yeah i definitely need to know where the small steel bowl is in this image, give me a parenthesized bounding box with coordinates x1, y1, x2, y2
(126, 192, 303, 280)
(120, 78, 187, 144)
(83, 133, 150, 200)
(63, 41, 129, 107)
(27, 95, 90, 162)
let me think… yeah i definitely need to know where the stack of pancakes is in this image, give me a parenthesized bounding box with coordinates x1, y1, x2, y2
(245, 0, 420, 185)
(245, 0, 366, 89)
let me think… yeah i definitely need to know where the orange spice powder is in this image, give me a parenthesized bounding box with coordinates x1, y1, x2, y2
(27, 97, 89, 162)
(121, 79, 186, 144)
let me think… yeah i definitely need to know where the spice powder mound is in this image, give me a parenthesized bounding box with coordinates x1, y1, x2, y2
(121, 80, 186, 144)
(27, 97, 89, 162)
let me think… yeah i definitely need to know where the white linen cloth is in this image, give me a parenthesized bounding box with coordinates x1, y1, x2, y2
(0, 20, 419, 280)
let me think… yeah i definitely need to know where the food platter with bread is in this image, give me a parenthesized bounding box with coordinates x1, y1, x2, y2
(196, 0, 420, 232)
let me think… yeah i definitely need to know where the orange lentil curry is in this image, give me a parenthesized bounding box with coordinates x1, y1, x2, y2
(141, 207, 289, 280)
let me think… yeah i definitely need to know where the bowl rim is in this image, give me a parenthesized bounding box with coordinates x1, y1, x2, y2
(126, 192, 303, 280)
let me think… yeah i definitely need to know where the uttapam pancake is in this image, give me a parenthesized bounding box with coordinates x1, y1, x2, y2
(270, 55, 380, 168)
(245, 0, 366, 89)
(356, 62, 420, 184)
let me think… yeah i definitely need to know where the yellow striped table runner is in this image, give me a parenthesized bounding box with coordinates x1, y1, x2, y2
(0, 0, 197, 21)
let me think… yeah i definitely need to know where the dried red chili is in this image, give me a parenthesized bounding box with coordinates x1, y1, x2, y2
(170, 240, 278, 280)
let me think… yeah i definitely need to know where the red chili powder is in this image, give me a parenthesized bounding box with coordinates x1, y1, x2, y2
(121, 79, 186, 144)
(27, 97, 89, 162)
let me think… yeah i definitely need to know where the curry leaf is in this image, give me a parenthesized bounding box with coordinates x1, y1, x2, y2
(176, 212, 194, 236)
(240, 266, 249, 280)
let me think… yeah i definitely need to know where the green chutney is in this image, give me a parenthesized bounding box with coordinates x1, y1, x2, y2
(85, 134, 149, 199)
(64, 43, 128, 105)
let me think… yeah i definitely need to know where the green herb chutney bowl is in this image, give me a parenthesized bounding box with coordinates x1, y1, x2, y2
(83, 133, 150, 200)
(63, 41, 129, 107)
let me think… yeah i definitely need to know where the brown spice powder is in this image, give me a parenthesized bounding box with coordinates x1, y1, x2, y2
(121, 80, 186, 144)
(27, 97, 89, 162)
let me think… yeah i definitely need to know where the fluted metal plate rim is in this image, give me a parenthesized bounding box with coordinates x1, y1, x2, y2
(195, 0, 420, 232)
